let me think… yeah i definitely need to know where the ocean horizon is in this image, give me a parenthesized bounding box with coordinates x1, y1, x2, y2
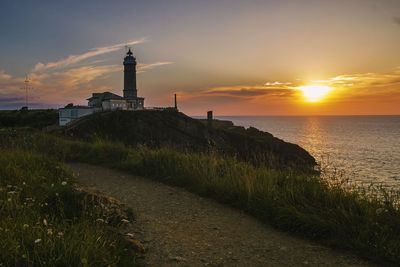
(203, 115, 400, 188)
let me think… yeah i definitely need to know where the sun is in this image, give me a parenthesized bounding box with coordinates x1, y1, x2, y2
(298, 85, 333, 103)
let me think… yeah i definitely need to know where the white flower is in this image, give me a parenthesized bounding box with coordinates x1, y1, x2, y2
(126, 233, 134, 238)
(61, 181, 67, 186)
(34, 239, 42, 244)
(43, 219, 48, 226)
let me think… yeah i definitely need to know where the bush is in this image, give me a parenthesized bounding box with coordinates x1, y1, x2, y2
(0, 149, 138, 266)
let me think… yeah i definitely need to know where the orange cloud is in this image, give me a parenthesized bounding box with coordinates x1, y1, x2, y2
(179, 68, 400, 115)
(0, 40, 173, 109)
(0, 70, 12, 80)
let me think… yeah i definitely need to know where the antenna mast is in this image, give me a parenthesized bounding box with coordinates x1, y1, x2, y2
(21, 75, 33, 109)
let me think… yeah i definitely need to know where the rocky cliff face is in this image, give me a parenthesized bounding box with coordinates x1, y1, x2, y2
(61, 110, 316, 171)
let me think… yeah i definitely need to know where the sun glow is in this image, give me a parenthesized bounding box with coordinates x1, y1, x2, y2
(298, 85, 333, 102)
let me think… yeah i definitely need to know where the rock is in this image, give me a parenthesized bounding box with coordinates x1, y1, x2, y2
(169, 256, 186, 262)
(126, 237, 145, 253)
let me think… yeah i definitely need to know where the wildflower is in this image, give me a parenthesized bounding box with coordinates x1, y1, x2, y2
(22, 182, 26, 186)
(47, 229, 53, 235)
(61, 181, 67, 186)
(23, 224, 29, 229)
(34, 239, 42, 244)
(43, 219, 48, 226)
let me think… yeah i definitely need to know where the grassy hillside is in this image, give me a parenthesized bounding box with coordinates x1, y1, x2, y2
(0, 109, 58, 129)
(61, 110, 316, 171)
(0, 141, 139, 265)
(1, 128, 400, 265)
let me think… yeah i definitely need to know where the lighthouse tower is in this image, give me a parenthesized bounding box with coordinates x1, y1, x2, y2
(123, 48, 137, 99)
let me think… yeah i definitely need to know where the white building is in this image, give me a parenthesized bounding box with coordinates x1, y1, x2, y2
(87, 92, 128, 111)
(58, 106, 93, 126)
(58, 49, 145, 126)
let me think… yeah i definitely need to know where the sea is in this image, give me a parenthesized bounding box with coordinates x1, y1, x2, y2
(215, 116, 400, 189)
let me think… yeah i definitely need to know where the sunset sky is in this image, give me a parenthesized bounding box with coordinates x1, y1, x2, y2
(1, 0, 399, 115)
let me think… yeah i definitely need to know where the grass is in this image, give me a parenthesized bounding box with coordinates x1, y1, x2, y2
(0, 109, 58, 129)
(0, 148, 139, 266)
(1, 128, 400, 265)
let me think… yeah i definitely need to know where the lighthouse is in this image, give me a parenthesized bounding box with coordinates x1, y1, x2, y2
(123, 48, 137, 99)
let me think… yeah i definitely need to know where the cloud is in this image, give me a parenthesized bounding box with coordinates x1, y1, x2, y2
(0, 38, 176, 109)
(180, 67, 400, 106)
(0, 70, 12, 81)
(54, 64, 121, 87)
(204, 86, 295, 98)
(137, 62, 174, 72)
(313, 68, 400, 98)
(179, 83, 298, 105)
(0, 96, 24, 103)
(32, 38, 146, 72)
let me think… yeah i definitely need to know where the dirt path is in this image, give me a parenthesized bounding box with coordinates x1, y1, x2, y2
(69, 163, 376, 267)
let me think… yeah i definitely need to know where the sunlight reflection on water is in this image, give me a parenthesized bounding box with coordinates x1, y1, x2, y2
(216, 116, 400, 188)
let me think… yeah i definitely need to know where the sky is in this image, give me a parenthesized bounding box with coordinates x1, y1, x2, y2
(0, 0, 399, 115)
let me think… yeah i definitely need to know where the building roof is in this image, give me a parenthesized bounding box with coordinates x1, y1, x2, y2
(60, 105, 92, 110)
(87, 92, 124, 101)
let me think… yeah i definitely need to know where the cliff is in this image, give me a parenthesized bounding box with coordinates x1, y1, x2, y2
(61, 110, 316, 171)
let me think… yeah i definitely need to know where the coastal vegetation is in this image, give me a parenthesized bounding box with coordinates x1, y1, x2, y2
(1, 124, 399, 265)
(0, 142, 139, 265)
(60, 110, 316, 170)
(0, 109, 58, 129)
